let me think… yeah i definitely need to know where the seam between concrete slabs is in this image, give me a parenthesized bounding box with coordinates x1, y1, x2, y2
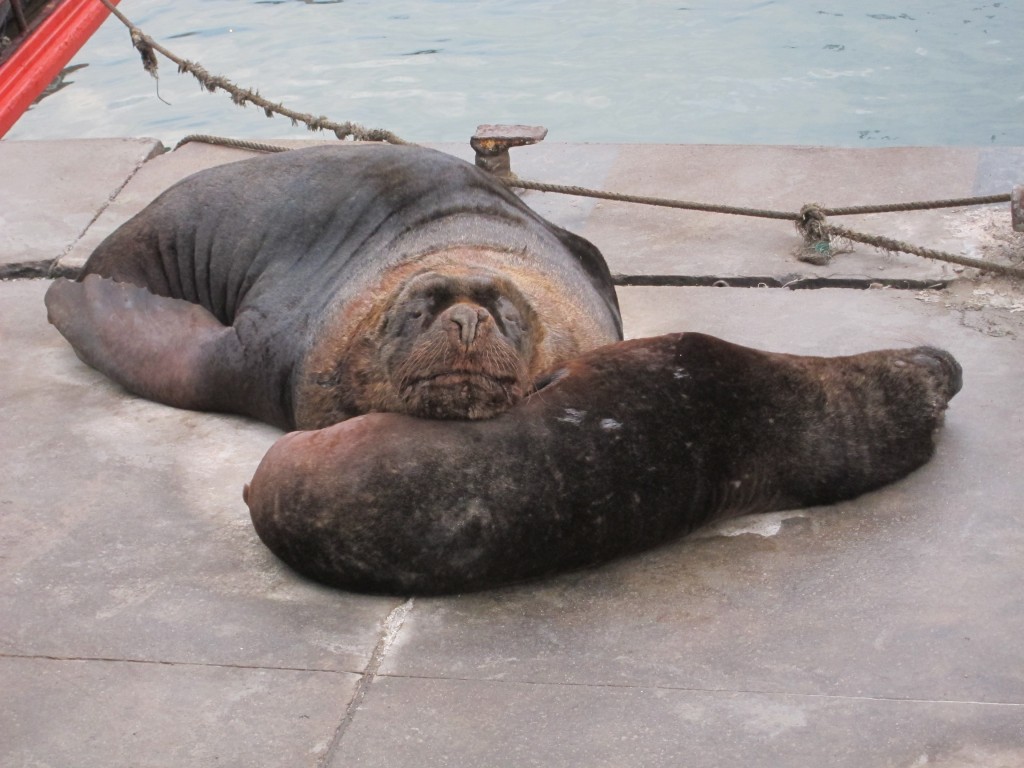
(3, 650, 1020, 709)
(0, 651, 355, 676)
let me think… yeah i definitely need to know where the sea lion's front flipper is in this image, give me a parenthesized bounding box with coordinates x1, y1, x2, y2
(45, 275, 254, 419)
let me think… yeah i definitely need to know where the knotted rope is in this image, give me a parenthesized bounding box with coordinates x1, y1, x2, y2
(505, 179, 1022, 278)
(793, 202, 1024, 278)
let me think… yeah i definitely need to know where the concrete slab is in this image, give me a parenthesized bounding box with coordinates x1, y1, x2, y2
(1, 656, 357, 767)
(0, 138, 163, 273)
(335, 676, 1024, 768)
(0, 280, 401, 673)
(974, 146, 1024, 196)
(4, 139, 1023, 766)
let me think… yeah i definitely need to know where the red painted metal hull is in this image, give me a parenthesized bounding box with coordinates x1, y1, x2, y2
(0, 0, 119, 138)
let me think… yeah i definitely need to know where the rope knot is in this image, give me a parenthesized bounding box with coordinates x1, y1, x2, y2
(796, 204, 833, 265)
(129, 28, 158, 77)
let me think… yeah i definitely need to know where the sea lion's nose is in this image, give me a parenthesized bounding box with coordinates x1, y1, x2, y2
(911, 346, 963, 399)
(447, 303, 488, 345)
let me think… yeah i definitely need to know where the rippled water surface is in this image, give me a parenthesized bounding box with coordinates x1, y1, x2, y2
(8, 0, 1022, 145)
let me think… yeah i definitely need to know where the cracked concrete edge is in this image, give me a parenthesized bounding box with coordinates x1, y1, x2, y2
(318, 598, 416, 767)
(65, 140, 168, 258)
(46, 141, 465, 278)
(47, 140, 168, 278)
(0, 138, 166, 278)
(50, 141, 333, 277)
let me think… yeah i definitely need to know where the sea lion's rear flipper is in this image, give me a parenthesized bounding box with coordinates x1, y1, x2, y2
(45, 275, 253, 419)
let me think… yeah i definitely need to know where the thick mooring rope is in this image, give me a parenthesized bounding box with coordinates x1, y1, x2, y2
(507, 179, 1023, 279)
(175, 135, 293, 154)
(812, 221, 1024, 277)
(506, 178, 1012, 223)
(97, 0, 406, 144)
(505, 179, 798, 221)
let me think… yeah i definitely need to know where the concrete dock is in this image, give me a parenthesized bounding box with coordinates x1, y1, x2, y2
(2, 138, 1023, 766)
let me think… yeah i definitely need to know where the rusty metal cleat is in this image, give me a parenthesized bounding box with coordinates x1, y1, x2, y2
(1012, 185, 1024, 233)
(470, 124, 547, 179)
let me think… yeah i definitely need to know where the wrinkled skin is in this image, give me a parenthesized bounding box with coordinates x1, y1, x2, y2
(336, 269, 538, 421)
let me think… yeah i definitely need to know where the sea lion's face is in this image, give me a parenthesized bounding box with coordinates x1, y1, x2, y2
(376, 270, 538, 419)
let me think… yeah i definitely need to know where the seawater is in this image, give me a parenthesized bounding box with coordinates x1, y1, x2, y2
(7, 0, 1022, 146)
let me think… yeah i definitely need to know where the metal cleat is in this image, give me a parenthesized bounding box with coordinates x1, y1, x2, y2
(471, 124, 547, 179)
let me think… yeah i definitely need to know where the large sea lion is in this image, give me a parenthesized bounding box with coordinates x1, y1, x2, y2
(244, 333, 962, 594)
(45, 144, 622, 430)
(45, 143, 963, 594)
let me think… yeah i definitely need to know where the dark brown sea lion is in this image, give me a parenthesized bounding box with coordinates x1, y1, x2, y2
(245, 333, 962, 595)
(45, 144, 622, 429)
